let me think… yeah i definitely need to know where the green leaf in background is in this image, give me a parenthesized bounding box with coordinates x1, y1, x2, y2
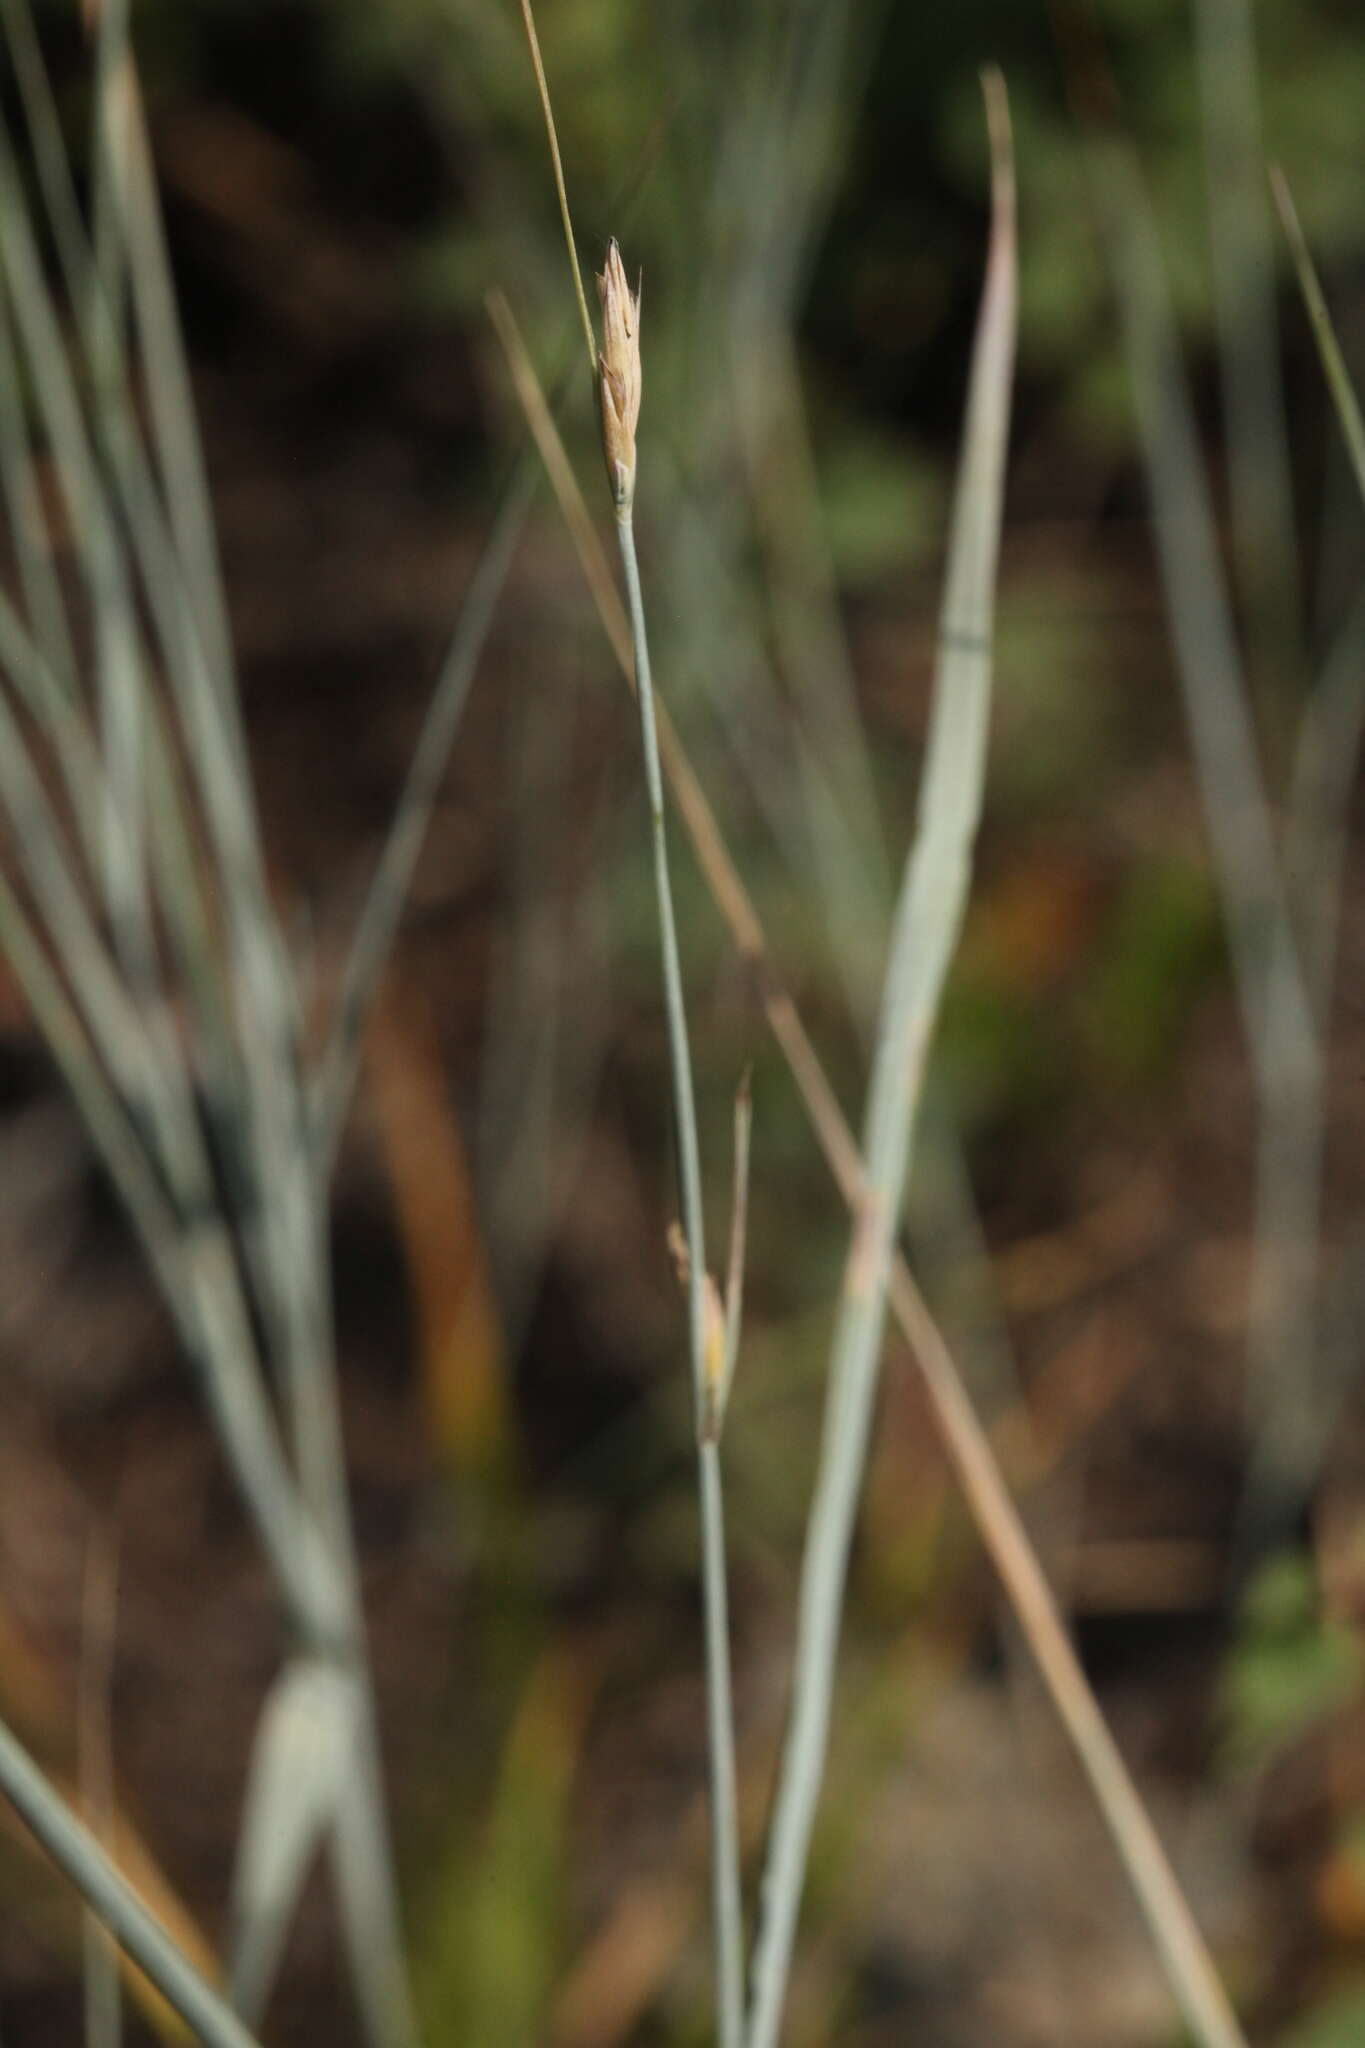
(415, 1646, 590, 2045)
(1084, 855, 1220, 1087)
(815, 426, 940, 588)
(938, 979, 1066, 1138)
(1278, 1984, 1365, 2048)
(1219, 1549, 1361, 1773)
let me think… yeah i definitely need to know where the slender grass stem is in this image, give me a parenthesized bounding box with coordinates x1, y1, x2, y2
(313, 467, 535, 1169)
(699, 1440, 744, 2043)
(615, 517, 705, 1408)
(505, 0, 744, 1996)
(1271, 167, 1365, 510)
(516, 0, 596, 376)
(1090, 129, 1320, 1592)
(0, 1716, 262, 2048)
(1194, 0, 1300, 704)
(78, 1534, 123, 2048)
(616, 509, 743, 2048)
(498, 279, 1244, 2048)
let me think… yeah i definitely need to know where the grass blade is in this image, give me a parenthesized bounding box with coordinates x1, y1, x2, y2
(0, 1715, 262, 2048)
(0, 0, 93, 319)
(0, 45, 237, 1114)
(0, 865, 343, 1643)
(0, 277, 78, 695)
(0, 0, 154, 966)
(1271, 167, 1365, 512)
(1268, 175, 1365, 1023)
(312, 467, 533, 1167)
(79, 1535, 123, 2048)
(99, 42, 243, 750)
(89, 0, 132, 357)
(696, 1438, 742, 2046)
(1095, 134, 1313, 1071)
(227, 1661, 359, 2027)
(1194, 0, 1300, 682)
(1091, 122, 1324, 1568)
(328, 1710, 422, 2048)
(745, 71, 1015, 2048)
(0, 110, 341, 1642)
(1283, 591, 1365, 1024)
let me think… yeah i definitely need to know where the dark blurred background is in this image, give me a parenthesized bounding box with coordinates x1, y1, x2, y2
(1, 0, 1364, 2042)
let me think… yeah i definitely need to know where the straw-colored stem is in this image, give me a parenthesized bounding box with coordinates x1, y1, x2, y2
(616, 509, 743, 2048)
(0, 1715, 261, 2048)
(890, 1267, 1248, 2048)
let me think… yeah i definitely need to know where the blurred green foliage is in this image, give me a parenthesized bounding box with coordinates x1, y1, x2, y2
(415, 1659, 577, 2043)
(1084, 855, 1221, 1086)
(1279, 1985, 1365, 2048)
(1218, 1549, 1361, 1772)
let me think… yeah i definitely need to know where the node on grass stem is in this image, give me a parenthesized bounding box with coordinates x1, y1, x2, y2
(667, 1221, 728, 1440)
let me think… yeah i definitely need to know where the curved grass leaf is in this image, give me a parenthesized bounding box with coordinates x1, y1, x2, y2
(744, 70, 1017, 2048)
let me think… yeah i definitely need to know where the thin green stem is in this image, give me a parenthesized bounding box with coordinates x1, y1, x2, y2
(616, 509, 743, 2048)
(517, 0, 596, 376)
(312, 466, 535, 1170)
(699, 1441, 744, 2039)
(1271, 166, 1365, 511)
(0, 1715, 262, 2048)
(1194, 0, 1300, 704)
(616, 515, 706, 1407)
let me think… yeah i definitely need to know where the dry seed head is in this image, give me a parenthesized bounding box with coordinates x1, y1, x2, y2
(596, 239, 641, 513)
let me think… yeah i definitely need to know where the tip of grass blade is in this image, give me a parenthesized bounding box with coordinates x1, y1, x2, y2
(980, 65, 1014, 216)
(1266, 162, 1294, 235)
